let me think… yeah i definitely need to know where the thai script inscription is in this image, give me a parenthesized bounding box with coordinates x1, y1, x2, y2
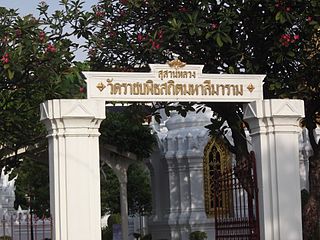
(106, 79, 244, 96)
(158, 70, 196, 80)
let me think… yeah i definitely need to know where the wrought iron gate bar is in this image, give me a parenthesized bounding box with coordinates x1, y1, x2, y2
(214, 151, 260, 240)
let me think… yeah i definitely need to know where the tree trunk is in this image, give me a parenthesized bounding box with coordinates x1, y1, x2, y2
(303, 149, 320, 240)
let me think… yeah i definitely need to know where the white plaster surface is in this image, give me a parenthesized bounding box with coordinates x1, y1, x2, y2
(40, 99, 105, 240)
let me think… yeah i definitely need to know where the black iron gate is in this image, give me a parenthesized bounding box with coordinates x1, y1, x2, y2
(213, 151, 260, 240)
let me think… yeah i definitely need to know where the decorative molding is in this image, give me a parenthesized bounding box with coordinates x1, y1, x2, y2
(272, 101, 304, 117)
(243, 102, 258, 119)
(62, 101, 94, 118)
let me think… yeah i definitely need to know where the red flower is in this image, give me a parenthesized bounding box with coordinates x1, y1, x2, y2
(307, 16, 312, 22)
(88, 48, 97, 57)
(95, 11, 105, 17)
(280, 34, 291, 47)
(210, 22, 219, 30)
(157, 30, 164, 39)
(109, 31, 116, 38)
(120, 10, 126, 16)
(79, 86, 86, 93)
(39, 31, 46, 42)
(1, 53, 9, 64)
(152, 41, 160, 49)
(285, 6, 291, 12)
(279, 33, 299, 47)
(179, 6, 187, 13)
(120, 0, 128, 5)
(15, 29, 22, 38)
(46, 43, 57, 53)
(137, 33, 144, 42)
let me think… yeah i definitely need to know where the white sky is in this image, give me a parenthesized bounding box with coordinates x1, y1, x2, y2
(0, 0, 98, 60)
(0, 0, 97, 16)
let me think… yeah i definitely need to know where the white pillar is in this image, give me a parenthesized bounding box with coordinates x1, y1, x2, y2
(244, 99, 304, 240)
(40, 99, 105, 240)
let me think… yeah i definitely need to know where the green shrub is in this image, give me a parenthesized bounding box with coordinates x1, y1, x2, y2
(0, 236, 12, 240)
(107, 213, 121, 226)
(189, 231, 207, 240)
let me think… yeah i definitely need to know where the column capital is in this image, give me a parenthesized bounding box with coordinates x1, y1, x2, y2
(40, 99, 105, 136)
(244, 99, 305, 134)
(244, 99, 304, 120)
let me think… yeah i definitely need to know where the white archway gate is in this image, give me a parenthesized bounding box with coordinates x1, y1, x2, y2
(40, 60, 303, 240)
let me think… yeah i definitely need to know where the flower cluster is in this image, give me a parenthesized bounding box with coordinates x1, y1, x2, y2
(39, 31, 46, 42)
(15, 29, 22, 38)
(150, 39, 160, 49)
(137, 30, 163, 50)
(1, 53, 9, 64)
(275, 1, 291, 12)
(210, 22, 219, 30)
(93, 4, 105, 18)
(46, 43, 57, 53)
(120, 0, 128, 5)
(279, 34, 299, 47)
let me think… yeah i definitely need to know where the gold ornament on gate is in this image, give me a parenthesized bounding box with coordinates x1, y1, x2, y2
(247, 83, 255, 93)
(168, 59, 186, 69)
(96, 82, 106, 92)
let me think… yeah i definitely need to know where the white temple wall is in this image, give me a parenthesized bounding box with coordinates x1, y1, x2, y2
(148, 107, 319, 240)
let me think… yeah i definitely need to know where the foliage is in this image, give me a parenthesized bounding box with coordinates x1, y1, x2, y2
(100, 110, 156, 160)
(189, 231, 207, 240)
(107, 213, 122, 226)
(0, 5, 86, 170)
(100, 162, 152, 216)
(81, 0, 320, 239)
(12, 158, 50, 217)
(127, 162, 152, 216)
(0, 236, 12, 240)
(101, 213, 121, 240)
(100, 162, 120, 215)
(0, 3, 89, 221)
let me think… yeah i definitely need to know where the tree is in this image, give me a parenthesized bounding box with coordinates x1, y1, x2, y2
(0, 4, 86, 170)
(100, 110, 155, 215)
(127, 162, 152, 216)
(12, 158, 50, 217)
(100, 162, 152, 216)
(1, 2, 155, 224)
(82, 1, 320, 239)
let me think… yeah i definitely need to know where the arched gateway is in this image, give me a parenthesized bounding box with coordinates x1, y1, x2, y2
(40, 60, 304, 240)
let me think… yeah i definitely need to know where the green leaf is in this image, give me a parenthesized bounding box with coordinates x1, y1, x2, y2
(287, 51, 295, 57)
(221, 32, 232, 44)
(228, 66, 235, 74)
(216, 34, 223, 47)
(275, 11, 281, 21)
(205, 32, 213, 39)
(189, 27, 195, 36)
(8, 69, 15, 80)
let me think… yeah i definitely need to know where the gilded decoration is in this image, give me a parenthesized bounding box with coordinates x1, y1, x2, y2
(247, 83, 255, 93)
(96, 82, 106, 92)
(203, 136, 232, 218)
(167, 59, 186, 69)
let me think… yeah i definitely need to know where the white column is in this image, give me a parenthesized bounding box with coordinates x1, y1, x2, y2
(244, 99, 304, 240)
(40, 99, 105, 240)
